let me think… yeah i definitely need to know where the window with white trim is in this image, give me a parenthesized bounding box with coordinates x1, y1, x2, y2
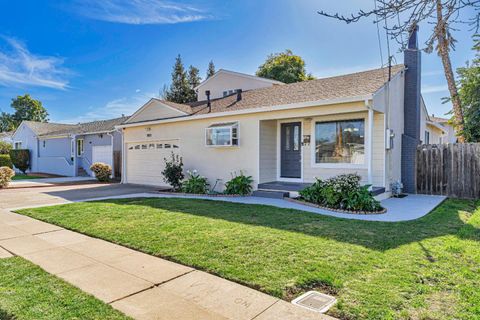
(14, 141, 22, 149)
(315, 119, 365, 164)
(424, 131, 430, 144)
(206, 122, 239, 147)
(223, 89, 240, 97)
(77, 139, 84, 156)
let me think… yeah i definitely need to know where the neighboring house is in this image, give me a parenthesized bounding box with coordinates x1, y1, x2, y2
(429, 115, 457, 144)
(0, 132, 13, 145)
(195, 69, 284, 101)
(12, 117, 128, 177)
(117, 27, 427, 196)
(419, 100, 449, 144)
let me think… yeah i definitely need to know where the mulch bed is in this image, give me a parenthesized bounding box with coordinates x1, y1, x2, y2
(285, 197, 387, 215)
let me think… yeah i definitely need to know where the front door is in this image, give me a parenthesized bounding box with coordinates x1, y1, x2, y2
(280, 122, 301, 178)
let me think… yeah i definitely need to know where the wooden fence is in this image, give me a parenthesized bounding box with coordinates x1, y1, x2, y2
(416, 143, 480, 199)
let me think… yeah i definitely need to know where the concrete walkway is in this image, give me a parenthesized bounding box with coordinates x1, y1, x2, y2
(9, 176, 96, 187)
(76, 192, 447, 222)
(0, 209, 334, 320)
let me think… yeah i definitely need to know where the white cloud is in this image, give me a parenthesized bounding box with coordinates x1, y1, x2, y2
(72, 0, 212, 25)
(0, 36, 69, 90)
(422, 84, 449, 94)
(59, 92, 157, 123)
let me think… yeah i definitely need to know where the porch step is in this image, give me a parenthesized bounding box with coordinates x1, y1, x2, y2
(77, 167, 89, 177)
(371, 187, 386, 196)
(252, 190, 289, 199)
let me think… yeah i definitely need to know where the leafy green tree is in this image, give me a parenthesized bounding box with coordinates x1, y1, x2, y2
(187, 65, 201, 102)
(11, 94, 49, 124)
(164, 55, 191, 104)
(0, 112, 16, 132)
(206, 60, 215, 78)
(256, 50, 315, 84)
(456, 36, 480, 142)
(0, 94, 48, 131)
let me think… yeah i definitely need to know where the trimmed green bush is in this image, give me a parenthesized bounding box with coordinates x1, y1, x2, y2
(90, 162, 112, 182)
(224, 171, 253, 195)
(9, 149, 30, 174)
(0, 154, 12, 168)
(0, 141, 12, 154)
(182, 170, 209, 194)
(299, 173, 383, 212)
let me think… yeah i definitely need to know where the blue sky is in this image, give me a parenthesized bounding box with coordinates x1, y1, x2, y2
(0, 0, 477, 123)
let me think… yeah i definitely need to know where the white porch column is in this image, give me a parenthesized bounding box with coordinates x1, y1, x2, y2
(367, 105, 374, 186)
(121, 129, 126, 184)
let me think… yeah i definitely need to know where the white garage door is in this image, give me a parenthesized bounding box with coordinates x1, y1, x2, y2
(126, 140, 180, 186)
(92, 145, 113, 167)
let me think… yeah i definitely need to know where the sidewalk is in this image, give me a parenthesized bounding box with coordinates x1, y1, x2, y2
(0, 209, 334, 320)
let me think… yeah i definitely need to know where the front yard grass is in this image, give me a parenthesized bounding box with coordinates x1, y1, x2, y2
(0, 256, 129, 320)
(12, 174, 44, 180)
(18, 198, 480, 320)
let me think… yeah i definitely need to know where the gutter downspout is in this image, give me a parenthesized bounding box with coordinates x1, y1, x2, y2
(366, 100, 374, 187)
(72, 134, 77, 177)
(107, 132, 114, 178)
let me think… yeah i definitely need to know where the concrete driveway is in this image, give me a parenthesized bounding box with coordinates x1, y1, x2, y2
(0, 183, 158, 210)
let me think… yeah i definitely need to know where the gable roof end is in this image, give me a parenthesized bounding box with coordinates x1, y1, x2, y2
(194, 69, 284, 91)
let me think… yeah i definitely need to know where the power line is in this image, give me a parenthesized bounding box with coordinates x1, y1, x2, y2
(374, 0, 385, 71)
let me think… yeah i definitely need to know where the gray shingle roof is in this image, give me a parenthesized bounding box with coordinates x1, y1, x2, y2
(24, 121, 78, 136)
(24, 116, 130, 137)
(144, 65, 404, 120)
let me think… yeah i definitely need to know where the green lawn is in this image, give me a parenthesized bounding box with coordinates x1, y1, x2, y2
(0, 257, 129, 320)
(18, 198, 480, 320)
(12, 174, 45, 180)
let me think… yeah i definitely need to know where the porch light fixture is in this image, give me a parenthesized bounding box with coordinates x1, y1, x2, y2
(302, 135, 311, 146)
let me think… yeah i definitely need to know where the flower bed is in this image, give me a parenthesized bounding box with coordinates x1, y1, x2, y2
(285, 197, 387, 215)
(298, 174, 386, 214)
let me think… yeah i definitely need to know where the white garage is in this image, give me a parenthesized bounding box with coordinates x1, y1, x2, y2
(126, 140, 181, 186)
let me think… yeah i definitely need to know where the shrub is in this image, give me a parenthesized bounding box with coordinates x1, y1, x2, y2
(182, 170, 209, 194)
(162, 152, 184, 191)
(90, 162, 112, 182)
(224, 171, 253, 195)
(0, 155, 12, 168)
(0, 141, 12, 154)
(9, 149, 30, 174)
(299, 173, 383, 212)
(0, 166, 15, 188)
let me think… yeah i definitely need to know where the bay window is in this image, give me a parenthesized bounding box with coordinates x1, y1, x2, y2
(206, 122, 239, 147)
(315, 119, 365, 164)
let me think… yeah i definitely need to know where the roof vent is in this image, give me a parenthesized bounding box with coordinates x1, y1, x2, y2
(291, 291, 336, 313)
(236, 89, 242, 102)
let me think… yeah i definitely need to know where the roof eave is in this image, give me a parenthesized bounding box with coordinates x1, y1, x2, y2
(117, 94, 373, 129)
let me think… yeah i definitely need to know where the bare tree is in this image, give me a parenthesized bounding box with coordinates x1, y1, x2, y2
(318, 0, 480, 142)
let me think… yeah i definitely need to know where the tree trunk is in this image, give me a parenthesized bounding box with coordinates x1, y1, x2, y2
(436, 0, 466, 142)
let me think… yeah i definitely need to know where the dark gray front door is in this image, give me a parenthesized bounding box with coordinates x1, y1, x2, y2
(280, 122, 301, 178)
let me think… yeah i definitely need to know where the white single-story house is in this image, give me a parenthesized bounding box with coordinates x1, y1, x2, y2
(12, 117, 128, 177)
(117, 28, 434, 197)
